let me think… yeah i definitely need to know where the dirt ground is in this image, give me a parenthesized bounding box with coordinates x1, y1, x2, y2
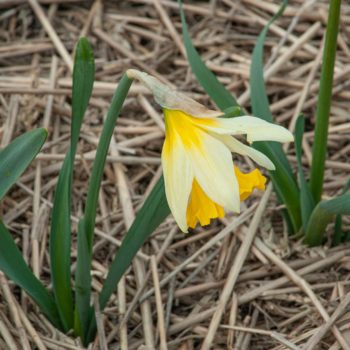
(1, 0, 350, 349)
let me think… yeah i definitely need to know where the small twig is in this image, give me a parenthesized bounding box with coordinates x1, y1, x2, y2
(93, 295, 108, 350)
(151, 256, 168, 350)
(140, 203, 257, 302)
(28, 0, 73, 71)
(221, 325, 302, 350)
(304, 292, 350, 350)
(254, 237, 350, 349)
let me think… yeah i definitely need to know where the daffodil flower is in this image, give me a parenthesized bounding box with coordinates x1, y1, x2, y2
(127, 69, 293, 232)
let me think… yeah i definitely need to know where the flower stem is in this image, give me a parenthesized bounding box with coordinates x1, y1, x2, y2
(309, 0, 341, 203)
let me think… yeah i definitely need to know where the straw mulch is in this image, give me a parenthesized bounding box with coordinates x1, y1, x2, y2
(1, 0, 350, 349)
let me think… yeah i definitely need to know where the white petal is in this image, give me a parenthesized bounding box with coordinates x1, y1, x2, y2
(217, 134, 275, 170)
(188, 129, 240, 212)
(161, 135, 193, 232)
(197, 116, 294, 143)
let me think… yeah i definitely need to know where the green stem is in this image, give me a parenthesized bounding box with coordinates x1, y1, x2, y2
(309, 0, 341, 203)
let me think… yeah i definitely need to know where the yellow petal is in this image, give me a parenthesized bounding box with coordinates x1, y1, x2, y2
(186, 168, 266, 229)
(186, 179, 225, 229)
(234, 166, 266, 201)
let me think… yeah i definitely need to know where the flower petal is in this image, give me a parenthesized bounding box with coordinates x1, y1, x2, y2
(195, 116, 294, 143)
(188, 129, 240, 213)
(186, 179, 225, 229)
(235, 166, 266, 201)
(217, 134, 275, 170)
(161, 133, 193, 232)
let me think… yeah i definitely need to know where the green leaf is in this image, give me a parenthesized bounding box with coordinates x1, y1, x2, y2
(50, 37, 95, 331)
(309, 0, 341, 203)
(305, 193, 350, 246)
(50, 158, 73, 332)
(250, 0, 287, 123)
(74, 219, 93, 344)
(75, 73, 132, 340)
(333, 215, 343, 246)
(71, 38, 95, 163)
(179, 0, 238, 111)
(304, 202, 333, 246)
(83, 74, 132, 251)
(0, 221, 62, 329)
(85, 176, 170, 343)
(0, 128, 47, 200)
(254, 141, 301, 232)
(99, 176, 169, 309)
(295, 116, 315, 230)
(249, 0, 301, 232)
(320, 194, 350, 215)
(332, 179, 350, 245)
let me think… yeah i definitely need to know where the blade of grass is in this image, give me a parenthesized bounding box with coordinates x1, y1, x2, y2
(74, 219, 93, 343)
(294, 116, 315, 230)
(85, 176, 170, 343)
(0, 221, 62, 329)
(50, 38, 95, 331)
(249, 0, 302, 232)
(82, 73, 133, 250)
(333, 215, 343, 246)
(0, 128, 47, 200)
(254, 142, 301, 232)
(309, 0, 341, 203)
(250, 0, 287, 124)
(178, 0, 238, 111)
(74, 73, 133, 341)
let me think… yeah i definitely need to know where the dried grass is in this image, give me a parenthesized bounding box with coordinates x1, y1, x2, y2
(1, 0, 350, 349)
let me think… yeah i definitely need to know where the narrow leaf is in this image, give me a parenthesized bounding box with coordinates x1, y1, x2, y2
(76, 73, 133, 339)
(179, 0, 238, 111)
(249, 0, 301, 232)
(83, 74, 133, 250)
(0, 128, 47, 200)
(50, 37, 95, 331)
(99, 176, 169, 309)
(333, 215, 342, 246)
(85, 177, 170, 342)
(0, 221, 62, 329)
(304, 202, 333, 246)
(332, 179, 350, 245)
(254, 141, 301, 232)
(74, 219, 93, 344)
(305, 193, 350, 246)
(309, 0, 341, 202)
(250, 0, 287, 122)
(320, 194, 350, 215)
(71, 37, 95, 163)
(295, 116, 315, 230)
